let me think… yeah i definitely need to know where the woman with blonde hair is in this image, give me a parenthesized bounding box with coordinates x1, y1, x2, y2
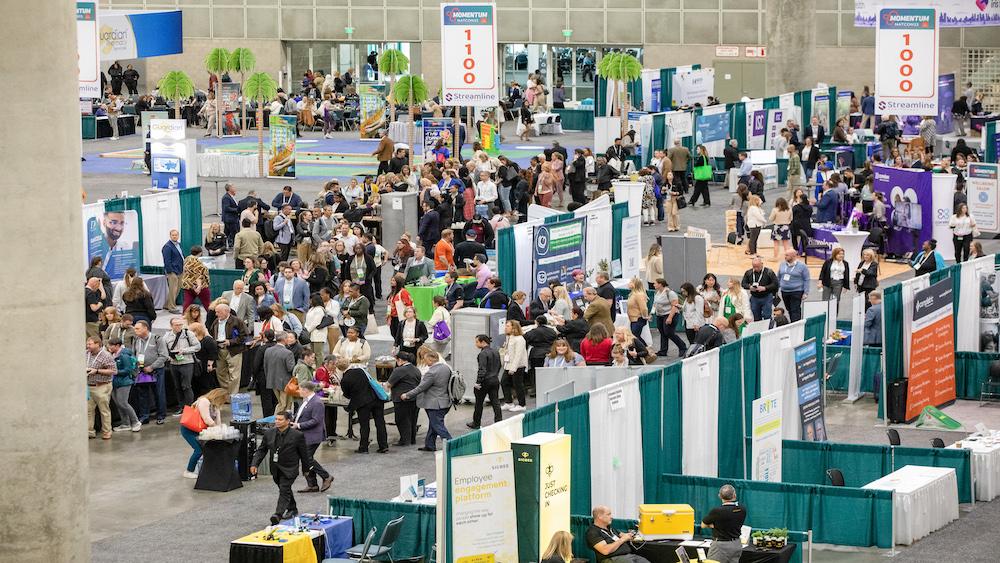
(551, 152, 565, 207)
(180, 388, 229, 479)
(720, 277, 752, 321)
(745, 194, 766, 257)
(536, 162, 555, 207)
(182, 304, 203, 329)
(204, 223, 226, 257)
(645, 244, 663, 290)
(551, 286, 573, 321)
(614, 325, 649, 365)
(769, 197, 793, 261)
(427, 295, 452, 356)
(541, 531, 575, 563)
(99, 306, 121, 339)
(626, 277, 650, 340)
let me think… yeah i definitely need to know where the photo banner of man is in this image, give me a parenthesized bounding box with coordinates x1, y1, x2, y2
(268, 115, 296, 178)
(906, 277, 956, 420)
(873, 167, 933, 256)
(979, 268, 999, 353)
(217, 81, 242, 137)
(84, 207, 140, 280)
(532, 217, 586, 293)
(794, 338, 826, 442)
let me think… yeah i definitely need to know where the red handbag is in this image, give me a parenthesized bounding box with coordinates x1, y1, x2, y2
(180, 405, 208, 433)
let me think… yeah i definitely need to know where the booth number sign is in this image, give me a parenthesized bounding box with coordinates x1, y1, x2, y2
(440, 3, 499, 105)
(874, 8, 938, 114)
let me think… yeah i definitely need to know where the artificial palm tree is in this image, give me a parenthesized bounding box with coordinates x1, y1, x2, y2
(596, 51, 643, 136)
(203, 48, 231, 135)
(244, 72, 279, 178)
(392, 75, 430, 169)
(228, 48, 256, 136)
(377, 49, 409, 123)
(157, 71, 194, 123)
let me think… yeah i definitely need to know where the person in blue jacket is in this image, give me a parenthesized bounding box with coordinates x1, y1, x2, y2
(161, 230, 184, 314)
(911, 239, 946, 277)
(814, 181, 839, 224)
(273, 265, 311, 316)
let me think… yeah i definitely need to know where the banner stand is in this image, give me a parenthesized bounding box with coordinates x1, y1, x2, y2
(845, 293, 866, 404)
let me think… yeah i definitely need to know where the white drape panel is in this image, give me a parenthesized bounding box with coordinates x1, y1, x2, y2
(527, 204, 561, 222)
(958, 256, 996, 352)
(480, 414, 524, 454)
(900, 276, 929, 377)
(611, 182, 644, 217)
(588, 377, 644, 514)
(140, 190, 182, 267)
(758, 321, 806, 440)
(513, 222, 539, 298)
(680, 348, 721, 477)
(197, 153, 259, 178)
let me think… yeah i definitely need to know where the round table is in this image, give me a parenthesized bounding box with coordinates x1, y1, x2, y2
(832, 230, 870, 272)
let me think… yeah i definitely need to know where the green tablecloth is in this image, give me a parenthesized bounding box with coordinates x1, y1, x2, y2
(551, 108, 594, 131)
(408, 283, 447, 321)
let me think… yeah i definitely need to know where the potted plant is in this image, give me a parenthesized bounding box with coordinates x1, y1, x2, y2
(750, 531, 764, 547)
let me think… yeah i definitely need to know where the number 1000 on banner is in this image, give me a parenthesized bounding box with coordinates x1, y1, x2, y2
(441, 3, 498, 105)
(875, 8, 938, 114)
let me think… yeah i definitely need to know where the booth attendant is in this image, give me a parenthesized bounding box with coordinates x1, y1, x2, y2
(586, 506, 651, 563)
(700, 484, 748, 563)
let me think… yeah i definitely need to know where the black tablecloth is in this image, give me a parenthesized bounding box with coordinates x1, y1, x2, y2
(195, 439, 244, 492)
(229, 534, 325, 563)
(634, 539, 796, 563)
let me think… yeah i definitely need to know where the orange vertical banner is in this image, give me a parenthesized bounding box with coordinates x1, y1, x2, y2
(906, 277, 956, 420)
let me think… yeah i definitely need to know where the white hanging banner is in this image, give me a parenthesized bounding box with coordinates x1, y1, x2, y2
(875, 8, 939, 115)
(751, 392, 782, 482)
(681, 349, 720, 477)
(77, 3, 100, 98)
(589, 378, 644, 514)
(440, 3, 499, 105)
(671, 68, 715, 107)
(663, 110, 694, 139)
(620, 216, 642, 280)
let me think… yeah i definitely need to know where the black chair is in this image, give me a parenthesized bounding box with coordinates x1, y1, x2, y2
(980, 359, 1000, 406)
(346, 516, 404, 562)
(931, 438, 945, 448)
(886, 428, 900, 445)
(863, 226, 884, 262)
(826, 468, 845, 487)
(798, 229, 829, 264)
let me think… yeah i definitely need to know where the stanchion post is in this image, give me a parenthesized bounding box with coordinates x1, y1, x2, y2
(883, 491, 898, 557)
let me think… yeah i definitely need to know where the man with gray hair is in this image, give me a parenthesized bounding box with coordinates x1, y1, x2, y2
(701, 484, 747, 563)
(209, 302, 249, 395)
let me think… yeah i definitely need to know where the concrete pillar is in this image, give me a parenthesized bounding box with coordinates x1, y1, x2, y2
(1, 1, 91, 562)
(765, 0, 817, 97)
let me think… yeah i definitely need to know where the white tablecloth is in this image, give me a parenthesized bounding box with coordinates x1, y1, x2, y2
(950, 437, 1000, 501)
(388, 120, 419, 146)
(198, 152, 260, 178)
(531, 113, 563, 136)
(727, 164, 779, 192)
(863, 465, 959, 545)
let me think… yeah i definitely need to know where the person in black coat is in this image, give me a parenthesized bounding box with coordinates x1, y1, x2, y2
(556, 307, 590, 352)
(342, 244, 378, 314)
(338, 358, 388, 453)
(386, 351, 421, 446)
(252, 328, 278, 417)
(468, 335, 502, 429)
(393, 309, 429, 357)
(790, 195, 814, 254)
(194, 328, 219, 397)
(250, 411, 313, 525)
(507, 291, 532, 326)
(524, 317, 558, 388)
(568, 148, 588, 204)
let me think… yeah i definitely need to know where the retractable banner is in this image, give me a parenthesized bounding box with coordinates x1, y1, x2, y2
(217, 82, 242, 137)
(268, 115, 296, 178)
(450, 450, 519, 563)
(906, 277, 956, 420)
(794, 338, 827, 442)
(751, 392, 783, 482)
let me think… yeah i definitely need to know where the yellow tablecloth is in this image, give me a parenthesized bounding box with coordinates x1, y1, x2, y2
(232, 529, 318, 563)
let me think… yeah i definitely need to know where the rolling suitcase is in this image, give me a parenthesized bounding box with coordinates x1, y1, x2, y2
(887, 378, 908, 423)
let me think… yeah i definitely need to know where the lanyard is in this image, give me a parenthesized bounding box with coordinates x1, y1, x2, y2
(135, 338, 149, 357)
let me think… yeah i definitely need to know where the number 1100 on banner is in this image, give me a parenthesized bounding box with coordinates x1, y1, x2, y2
(441, 4, 498, 103)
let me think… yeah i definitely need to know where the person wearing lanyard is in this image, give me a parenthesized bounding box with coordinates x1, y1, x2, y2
(585, 506, 651, 563)
(250, 410, 313, 526)
(291, 381, 334, 492)
(777, 249, 810, 323)
(86, 336, 118, 439)
(340, 281, 371, 336)
(741, 257, 779, 322)
(700, 485, 748, 563)
(274, 266, 310, 322)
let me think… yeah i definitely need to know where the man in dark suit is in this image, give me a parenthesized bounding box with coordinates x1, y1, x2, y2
(222, 183, 240, 247)
(208, 303, 249, 396)
(528, 287, 554, 320)
(339, 358, 389, 453)
(386, 351, 421, 446)
(291, 381, 334, 492)
(251, 411, 313, 525)
(161, 230, 184, 314)
(805, 116, 826, 146)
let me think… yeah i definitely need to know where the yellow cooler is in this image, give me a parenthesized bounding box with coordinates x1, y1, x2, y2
(637, 504, 695, 540)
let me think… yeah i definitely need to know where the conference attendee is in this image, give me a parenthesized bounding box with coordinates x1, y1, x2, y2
(180, 245, 211, 313)
(855, 249, 879, 308)
(333, 325, 371, 367)
(250, 410, 313, 525)
(679, 283, 708, 344)
(818, 248, 850, 315)
(860, 90, 875, 129)
(554, 307, 588, 351)
(86, 336, 117, 440)
(233, 219, 264, 264)
(525, 316, 558, 378)
(595, 271, 617, 321)
(778, 249, 810, 322)
(417, 201, 441, 255)
(667, 139, 691, 193)
(337, 358, 389, 453)
(372, 129, 394, 175)
(189, 322, 217, 397)
(863, 291, 883, 347)
(274, 266, 310, 320)
(403, 245, 435, 285)
(294, 209, 315, 265)
(586, 506, 651, 563)
(264, 331, 297, 413)
(434, 228, 456, 271)
(290, 380, 335, 490)
(949, 203, 977, 263)
(722, 314, 746, 344)
(402, 349, 453, 452)
(692, 316, 727, 352)
(393, 306, 427, 357)
(719, 277, 752, 322)
(344, 243, 377, 313)
(542, 531, 576, 563)
(952, 95, 970, 137)
(208, 303, 249, 395)
(180, 388, 229, 479)
(805, 115, 826, 145)
(736, 151, 752, 190)
(122, 277, 156, 327)
(919, 115, 936, 153)
(219, 184, 240, 247)
(700, 484, 748, 563)
(161, 230, 184, 314)
(544, 338, 586, 368)
(582, 287, 614, 336)
(203, 223, 227, 258)
(222, 280, 255, 333)
(272, 205, 294, 261)
(814, 181, 838, 224)
(339, 283, 371, 337)
(723, 140, 740, 187)
(832, 118, 849, 145)
(271, 185, 303, 212)
(164, 317, 201, 414)
(565, 269, 592, 293)
(744, 195, 766, 257)
(104, 313, 136, 350)
(594, 156, 619, 194)
(442, 270, 465, 311)
(467, 334, 503, 429)
(652, 279, 686, 357)
(386, 351, 421, 446)
(501, 320, 529, 411)
(645, 244, 663, 290)
(123, 64, 139, 95)
(131, 320, 168, 425)
(790, 194, 814, 254)
(769, 198, 793, 261)
(876, 115, 901, 159)
(580, 323, 613, 366)
(742, 257, 779, 321)
(529, 287, 554, 320)
(613, 326, 649, 366)
(912, 239, 945, 276)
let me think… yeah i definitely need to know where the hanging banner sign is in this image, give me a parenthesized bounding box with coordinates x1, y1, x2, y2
(875, 8, 939, 115)
(84, 207, 140, 280)
(441, 3, 499, 105)
(696, 111, 731, 144)
(968, 163, 1000, 232)
(873, 167, 933, 256)
(671, 68, 715, 107)
(751, 391, 782, 482)
(811, 88, 831, 130)
(451, 450, 519, 563)
(856, 0, 1000, 27)
(794, 338, 826, 441)
(836, 90, 852, 122)
(268, 115, 296, 178)
(906, 277, 956, 420)
(663, 111, 694, 139)
(77, 3, 100, 98)
(97, 10, 183, 61)
(217, 81, 242, 137)
(532, 217, 586, 292)
(936, 74, 955, 135)
(979, 267, 999, 353)
(149, 118, 195, 190)
(423, 118, 455, 162)
(765, 109, 786, 150)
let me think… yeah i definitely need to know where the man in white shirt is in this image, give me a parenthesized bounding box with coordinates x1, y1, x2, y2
(334, 223, 360, 251)
(476, 171, 498, 205)
(223, 280, 255, 334)
(342, 178, 364, 207)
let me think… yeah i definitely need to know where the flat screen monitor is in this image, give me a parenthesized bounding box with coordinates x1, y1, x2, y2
(750, 150, 777, 166)
(891, 201, 922, 230)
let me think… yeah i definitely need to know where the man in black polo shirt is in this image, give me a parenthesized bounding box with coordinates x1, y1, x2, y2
(594, 271, 617, 321)
(454, 230, 486, 276)
(443, 270, 465, 311)
(585, 506, 651, 563)
(700, 484, 748, 563)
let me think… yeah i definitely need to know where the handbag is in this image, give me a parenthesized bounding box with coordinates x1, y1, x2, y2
(317, 313, 336, 329)
(973, 226, 982, 237)
(566, 161, 576, 174)
(284, 376, 300, 397)
(644, 344, 658, 365)
(702, 298, 713, 319)
(675, 196, 687, 209)
(363, 368, 390, 401)
(433, 319, 452, 341)
(180, 405, 208, 433)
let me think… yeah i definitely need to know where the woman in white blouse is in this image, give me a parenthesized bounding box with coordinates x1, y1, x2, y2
(303, 294, 328, 358)
(427, 295, 452, 356)
(719, 277, 752, 321)
(818, 247, 850, 315)
(501, 320, 528, 412)
(680, 282, 707, 345)
(551, 286, 574, 321)
(332, 326, 371, 365)
(949, 203, 977, 263)
(745, 195, 767, 257)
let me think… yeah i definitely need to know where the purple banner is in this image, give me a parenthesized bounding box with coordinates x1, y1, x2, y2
(873, 166, 934, 256)
(936, 74, 955, 135)
(752, 110, 767, 136)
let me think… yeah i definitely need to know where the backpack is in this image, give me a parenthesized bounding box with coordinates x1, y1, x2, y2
(264, 216, 278, 241)
(448, 370, 467, 408)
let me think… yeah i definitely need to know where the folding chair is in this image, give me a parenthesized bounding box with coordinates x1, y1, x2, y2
(345, 516, 404, 562)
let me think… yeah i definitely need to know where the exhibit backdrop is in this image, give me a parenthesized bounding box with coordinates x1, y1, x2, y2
(794, 339, 827, 442)
(979, 268, 1000, 353)
(747, 109, 768, 150)
(936, 73, 955, 134)
(968, 163, 999, 233)
(906, 276, 956, 420)
(671, 68, 714, 107)
(83, 207, 140, 280)
(873, 166, 933, 256)
(268, 115, 296, 178)
(532, 217, 586, 292)
(217, 82, 242, 137)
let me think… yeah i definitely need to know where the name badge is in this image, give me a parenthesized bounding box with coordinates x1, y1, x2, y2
(611, 534, 620, 542)
(136, 353, 145, 366)
(272, 451, 278, 462)
(783, 274, 791, 281)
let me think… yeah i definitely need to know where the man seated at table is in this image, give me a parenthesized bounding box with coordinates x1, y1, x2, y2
(404, 245, 435, 285)
(586, 506, 651, 563)
(272, 185, 303, 212)
(471, 254, 493, 299)
(700, 484, 748, 563)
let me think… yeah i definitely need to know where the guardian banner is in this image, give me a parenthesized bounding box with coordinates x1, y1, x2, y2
(98, 10, 183, 60)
